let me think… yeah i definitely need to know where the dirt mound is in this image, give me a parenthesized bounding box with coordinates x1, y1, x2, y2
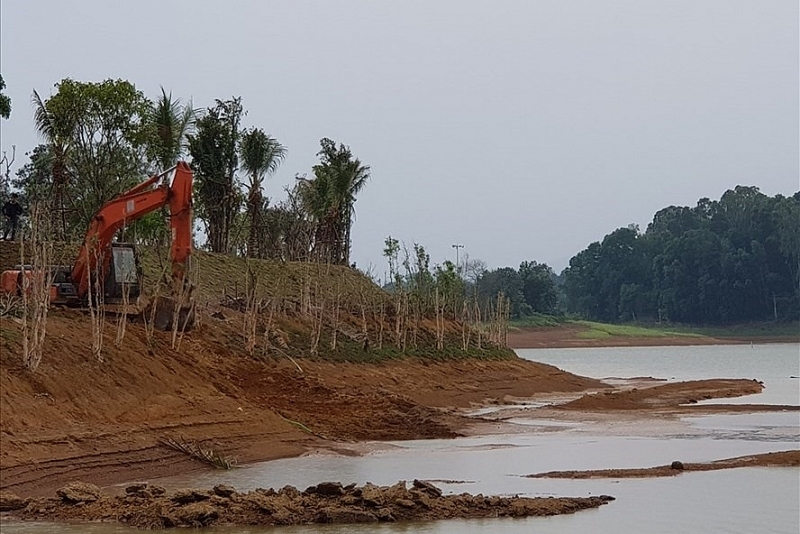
(0, 304, 604, 497)
(526, 450, 800, 479)
(555, 379, 765, 411)
(4, 481, 614, 528)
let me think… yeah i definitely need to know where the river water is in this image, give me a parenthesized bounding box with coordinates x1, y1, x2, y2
(3, 343, 799, 534)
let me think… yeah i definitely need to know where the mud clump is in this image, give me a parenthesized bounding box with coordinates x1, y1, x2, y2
(0, 491, 27, 511)
(7, 481, 614, 528)
(55, 482, 101, 504)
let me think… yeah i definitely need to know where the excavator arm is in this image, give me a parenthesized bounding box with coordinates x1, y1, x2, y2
(71, 161, 194, 298)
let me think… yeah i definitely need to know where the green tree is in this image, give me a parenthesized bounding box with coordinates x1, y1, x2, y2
(31, 88, 74, 238)
(476, 267, 526, 317)
(32, 79, 151, 236)
(518, 261, 559, 314)
(187, 98, 244, 253)
(0, 74, 11, 119)
(124, 88, 197, 246)
(302, 138, 370, 265)
(13, 145, 53, 202)
(146, 88, 195, 170)
(564, 186, 799, 324)
(239, 127, 286, 258)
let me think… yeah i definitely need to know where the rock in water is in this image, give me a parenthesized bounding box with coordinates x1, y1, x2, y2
(213, 484, 236, 498)
(413, 479, 443, 497)
(305, 482, 345, 496)
(56, 482, 101, 504)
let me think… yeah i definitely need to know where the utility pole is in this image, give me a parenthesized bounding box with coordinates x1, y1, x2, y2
(452, 243, 464, 268)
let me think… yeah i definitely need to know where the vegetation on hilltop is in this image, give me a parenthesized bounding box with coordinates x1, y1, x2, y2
(563, 187, 799, 324)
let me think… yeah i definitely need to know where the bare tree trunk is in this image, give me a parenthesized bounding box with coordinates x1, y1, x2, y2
(86, 246, 105, 362)
(20, 203, 54, 372)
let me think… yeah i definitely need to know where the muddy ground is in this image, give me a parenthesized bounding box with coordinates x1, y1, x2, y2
(526, 450, 800, 479)
(1, 308, 605, 497)
(0, 480, 614, 527)
(1, 308, 795, 521)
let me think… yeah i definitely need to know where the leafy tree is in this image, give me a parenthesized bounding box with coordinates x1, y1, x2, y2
(260, 184, 314, 261)
(32, 79, 151, 236)
(564, 186, 799, 324)
(119, 88, 198, 246)
(518, 261, 559, 314)
(0, 74, 11, 119)
(301, 138, 370, 265)
(434, 260, 465, 315)
(188, 98, 244, 253)
(146, 88, 195, 170)
(239, 127, 286, 258)
(13, 145, 53, 202)
(31, 88, 73, 238)
(476, 267, 526, 317)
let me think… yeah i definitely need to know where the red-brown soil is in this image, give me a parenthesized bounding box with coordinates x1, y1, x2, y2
(0, 480, 614, 527)
(526, 450, 800, 479)
(1, 305, 792, 503)
(555, 378, 766, 411)
(0, 308, 604, 497)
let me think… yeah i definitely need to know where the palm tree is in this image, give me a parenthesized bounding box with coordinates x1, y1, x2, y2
(148, 88, 195, 170)
(306, 138, 370, 265)
(132, 89, 196, 245)
(239, 127, 286, 258)
(32, 89, 74, 239)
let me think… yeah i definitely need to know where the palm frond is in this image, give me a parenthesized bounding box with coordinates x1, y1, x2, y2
(31, 89, 56, 142)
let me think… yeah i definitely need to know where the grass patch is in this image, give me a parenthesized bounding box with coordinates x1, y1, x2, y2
(571, 321, 703, 338)
(654, 322, 800, 339)
(575, 329, 612, 339)
(510, 313, 562, 329)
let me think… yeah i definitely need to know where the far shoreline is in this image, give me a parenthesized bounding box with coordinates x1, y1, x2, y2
(507, 324, 800, 350)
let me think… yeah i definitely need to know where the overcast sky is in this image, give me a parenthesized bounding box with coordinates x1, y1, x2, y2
(1, 0, 797, 276)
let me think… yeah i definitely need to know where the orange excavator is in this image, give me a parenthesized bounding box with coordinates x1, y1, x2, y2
(1, 161, 194, 329)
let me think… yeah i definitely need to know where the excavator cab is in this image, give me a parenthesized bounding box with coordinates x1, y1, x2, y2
(102, 243, 142, 303)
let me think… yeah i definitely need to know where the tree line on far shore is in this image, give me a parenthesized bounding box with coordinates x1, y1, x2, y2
(421, 186, 799, 326)
(562, 186, 799, 324)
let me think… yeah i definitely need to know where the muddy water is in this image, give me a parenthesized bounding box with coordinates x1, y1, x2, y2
(2, 344, 798, 533)
(517, 343, 800, 406)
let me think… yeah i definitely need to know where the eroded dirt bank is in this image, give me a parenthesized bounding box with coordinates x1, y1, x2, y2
(555, 378, 767, 411)
(0, 310, 605, 497)
(0, 480, 614, 528)
(526, 450, 800, 479)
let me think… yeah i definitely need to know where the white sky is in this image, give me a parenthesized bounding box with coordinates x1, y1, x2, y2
(1, 0, 798, 276)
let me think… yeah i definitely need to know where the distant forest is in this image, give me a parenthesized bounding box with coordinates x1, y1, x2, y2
(470, 186, 799, 325)
(561, 186, 800, 324)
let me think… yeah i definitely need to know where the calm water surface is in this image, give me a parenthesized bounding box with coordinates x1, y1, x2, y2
(516, 343, 800, 405)
(3, 344, 798, 534)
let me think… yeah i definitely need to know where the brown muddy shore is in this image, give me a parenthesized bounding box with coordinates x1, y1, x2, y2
(1, 311, 795, 528)
(0, 480, 614, 528)
(526, 450, 800, 479)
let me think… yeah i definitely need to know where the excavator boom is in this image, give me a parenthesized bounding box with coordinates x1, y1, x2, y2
(70, 161, 193, 298)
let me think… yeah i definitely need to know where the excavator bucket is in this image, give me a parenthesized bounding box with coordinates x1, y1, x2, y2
(143, 295, 195, 332)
